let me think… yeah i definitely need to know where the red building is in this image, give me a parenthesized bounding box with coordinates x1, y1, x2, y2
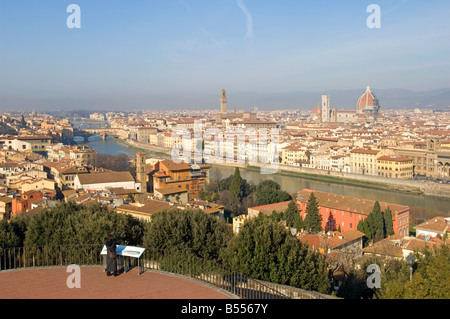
(11, 190, 44, 217)
(296, 189, 410, 236)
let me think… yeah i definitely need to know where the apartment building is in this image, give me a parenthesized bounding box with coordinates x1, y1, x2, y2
(377, 155, 414, 179)
(392, 138, 450, 180)
(350, 149, 382, 175)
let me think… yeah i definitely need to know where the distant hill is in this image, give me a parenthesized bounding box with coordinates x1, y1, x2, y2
(2, 88, 450, 112)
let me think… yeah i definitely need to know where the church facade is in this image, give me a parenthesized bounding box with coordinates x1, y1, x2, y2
(320, 86, 381, 124)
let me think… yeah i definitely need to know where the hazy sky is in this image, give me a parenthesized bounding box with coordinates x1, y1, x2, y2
(0, 0, 449, 110)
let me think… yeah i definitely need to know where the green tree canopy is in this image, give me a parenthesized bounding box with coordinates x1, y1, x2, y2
(229, 167, 244, 200)
(284, 200, 303, 230)
(0, 216, 28, 248)
(384, 207, 395, 237)
(357, 202, 394, 245)
(143, 208, 233, 261)
(383, 245, 450, 299)
(24, 202, 144, 247)
(222, 215, 331, 294)
(255, 180, 291, 206)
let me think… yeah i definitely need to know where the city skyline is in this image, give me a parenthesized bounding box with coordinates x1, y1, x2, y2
(1, 0, 450, 110)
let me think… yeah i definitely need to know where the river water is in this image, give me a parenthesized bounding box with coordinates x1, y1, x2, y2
(82, 137, 450, 215)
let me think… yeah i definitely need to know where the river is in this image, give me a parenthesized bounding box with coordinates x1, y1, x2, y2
(82, 137, 450, 216)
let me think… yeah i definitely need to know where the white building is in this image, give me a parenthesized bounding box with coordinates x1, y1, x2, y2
(414, 217, 450, 238)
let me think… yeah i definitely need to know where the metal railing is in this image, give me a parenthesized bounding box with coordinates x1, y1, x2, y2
(0, 245, 104, 270)
(141, 248, 289, 299)
(0, 245, 335, 299)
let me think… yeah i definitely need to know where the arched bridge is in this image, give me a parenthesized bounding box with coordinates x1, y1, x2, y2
(73, 128, 121, 141)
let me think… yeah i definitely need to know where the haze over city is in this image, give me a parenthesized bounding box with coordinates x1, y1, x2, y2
(1, 0, 450, 111)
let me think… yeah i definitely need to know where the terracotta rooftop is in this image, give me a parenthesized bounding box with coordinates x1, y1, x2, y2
(160, 160, 192, 172)
(117, 199, 173, 217)
(350, 149, 380, 155)
(377, 155, 413, 162)
(297, 189, 409, 217)
(248, 201, 292, 216)
(415, 216, 450, 234)
(77, 171, 135, 185)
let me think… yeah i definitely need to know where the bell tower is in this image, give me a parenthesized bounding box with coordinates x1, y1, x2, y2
(136, 152, 147, 193)
(220, 89, 227, 114)
(321, 94, 330, 123)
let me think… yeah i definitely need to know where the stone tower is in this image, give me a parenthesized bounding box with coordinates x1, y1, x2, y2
(220, 89, 227, 114)
(136, 152, 147, 193)
(321, 94, 330, 123)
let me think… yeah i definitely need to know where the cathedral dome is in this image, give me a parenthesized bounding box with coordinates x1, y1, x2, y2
(357, 86, 379, 113)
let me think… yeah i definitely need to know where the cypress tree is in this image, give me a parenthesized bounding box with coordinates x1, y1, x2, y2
(384, 206, 395, 236)
(223, 215, 331, 294)
(229, 167, 243, 200)
(357, 219, 371, 246)
(284, 200, 303, 230)
(325, 212, 337, 232)
(304, 192, 323, 233)
(371, 201, 385, 242)
(357, 201, 388, 244)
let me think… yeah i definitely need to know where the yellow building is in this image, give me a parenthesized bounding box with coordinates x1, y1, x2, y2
(20, 178, 57, 193)
(350, 149, 382, 175)
(393, 138, 450, 180)
(232, 214, 251, 234)
(281, 144, 309, 166)
(377, 155, 414, 179)
(70, 145, 97, 166)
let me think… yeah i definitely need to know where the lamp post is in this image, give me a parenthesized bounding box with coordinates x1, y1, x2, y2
(406, 253, 415, 282)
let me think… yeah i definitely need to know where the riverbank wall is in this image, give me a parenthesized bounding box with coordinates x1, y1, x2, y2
(121, 139, 450, 199)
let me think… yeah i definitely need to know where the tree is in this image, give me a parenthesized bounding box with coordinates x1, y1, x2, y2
(255, 180, 291, 206)
(143, 208, 233, 261)
(371, 201, 385, 242)
(357, 218, 371, 245)
(383, 207, 395, 237)
(325, 212, 337, 232)
(0, 216, 28, 248)
(93, 153, 131, 172)
(383, 245, 450, 299)
(24, 202, 144, 247)
(218, 190, 242, 219)
(199, 179, 221, 203)
(284, 200, 303, 230)
(222, 215, 331, 294)
(229, 168, 243, 200)
(304, 192, 322, 233)
(357, 201, 388, 244)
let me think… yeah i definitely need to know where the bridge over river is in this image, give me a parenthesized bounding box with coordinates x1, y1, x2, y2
(73, 128, 121, 141)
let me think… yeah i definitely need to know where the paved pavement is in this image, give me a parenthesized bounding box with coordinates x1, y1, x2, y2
(0, 266, 232, 299)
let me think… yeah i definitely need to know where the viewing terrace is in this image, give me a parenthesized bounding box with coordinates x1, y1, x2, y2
(0, 245, 336, 300)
